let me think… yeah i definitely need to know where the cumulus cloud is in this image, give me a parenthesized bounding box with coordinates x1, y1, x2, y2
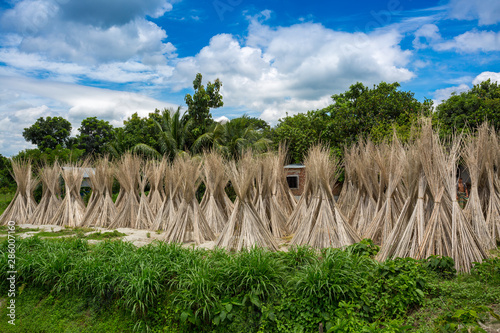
(0, 0, 175, 71)
(0, 76, 176, 156)
(433, 84, 470, 105)
(413, 24, 441, 49)
(172, 21, 415, 122)
(473, 71, 500, 84)
(448, 0, 500, 25)
(435, 30, 500, 52)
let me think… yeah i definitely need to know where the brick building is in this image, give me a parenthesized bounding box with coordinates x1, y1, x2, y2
(284, 164, 306, 198)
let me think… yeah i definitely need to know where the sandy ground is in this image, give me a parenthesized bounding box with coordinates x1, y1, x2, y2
(13, 224, 228, 249)
(12, 224, 292, 250)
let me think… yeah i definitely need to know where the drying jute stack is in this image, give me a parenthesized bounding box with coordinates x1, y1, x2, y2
(291, 145, 360, 248)
(200, 151, 229, 234)
(485, 128, 500, 242)
(28, 161, 61, 225)
(81, 158, 116, 228)
(50, 163, 86, 227)
(153, 160, 181, 231)
(134, 163, 156, 230)
(463, 124, 495, 250)
(364, 136, 406, 245)
(146, 159, 166, 217)
(163, 155, 215, 244)
(109, 153, 141, 228)
(216, 151, 278, 251)
(0, 159, 38, 225)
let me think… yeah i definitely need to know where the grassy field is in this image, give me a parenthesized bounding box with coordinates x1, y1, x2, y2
(0, 237, 498, 332)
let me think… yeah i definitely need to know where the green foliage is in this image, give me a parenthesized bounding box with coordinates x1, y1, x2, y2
(22, 116, 72, 150)
(131, 108, 193, 160)
(85, 230, 126, 240)
(193, 115, 271, 159)
(2, 238, 499, 332)
(273, 82, 431, 163)
(435, 79, 500, 135)
(345, 238, 380, 257)
(0, 154, 14, 190)
(471, 257, 500, 284)
(76, 117, 114, 157)
(423, 255, 456, 279)
(13, 145, 85, 166)
(184, 73, 223, 138)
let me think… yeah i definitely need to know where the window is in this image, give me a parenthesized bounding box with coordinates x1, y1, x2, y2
(286, 175, 299, 189)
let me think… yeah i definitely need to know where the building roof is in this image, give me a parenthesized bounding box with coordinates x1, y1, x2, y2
(61, 167, 95, 178)
(284, 164, 305, 169)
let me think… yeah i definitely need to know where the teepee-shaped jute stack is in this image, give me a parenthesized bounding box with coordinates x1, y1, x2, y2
(28, 162, 61, 225)
(163, 155, 215, 244)
(364, 136, 406, 245)
(109, 153, 141, 228)
(463, 125, 495, 250)
(134, 165, 156, 230)
(0, 159, 38, 225)
(291, 145, 360, 248)
(50, 163, 86, 227)
(200, 151, 229, 234)
(377, 141, 425, 261)
(217, 152, 278, 251)
(82, 158, 116, 228)
(485, 128, 500, 242)
(153, 160, 181, 230)
(146, 159, 165, 217)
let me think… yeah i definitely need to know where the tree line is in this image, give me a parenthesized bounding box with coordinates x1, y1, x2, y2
(1, 74, 499, 189)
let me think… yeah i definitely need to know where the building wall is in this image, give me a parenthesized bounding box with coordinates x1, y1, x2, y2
(285, 168, 306, 196)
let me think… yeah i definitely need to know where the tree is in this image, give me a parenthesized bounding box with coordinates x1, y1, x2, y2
(272, 82, 432, 163)
(435, 79, 500, 135)
(0, 154, 14, 190)
(133, 107, 193, 159)
(193, 115, 271, 159)
(13, 145, 85, 166)
(184, 73, 224, 139)
(76, 117, 114, 157)
(22, 116, 72, 150)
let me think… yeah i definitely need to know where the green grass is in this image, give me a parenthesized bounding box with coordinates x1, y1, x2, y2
(0, 287, 136, 332)
(85, 230, 126, 240)
(0, 238, 498, 332)
(36, 227, 95, 238)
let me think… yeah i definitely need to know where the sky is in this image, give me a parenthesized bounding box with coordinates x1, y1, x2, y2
(0, 0, 499, 156)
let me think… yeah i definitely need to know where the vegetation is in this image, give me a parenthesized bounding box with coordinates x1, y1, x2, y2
(0, 237, 498, 332)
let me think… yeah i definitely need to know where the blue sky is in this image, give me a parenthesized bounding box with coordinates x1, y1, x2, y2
(0, 0, 499, 156)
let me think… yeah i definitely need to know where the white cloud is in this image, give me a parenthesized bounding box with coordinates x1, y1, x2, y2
(433, 84, 470, 105)
(473, 71, 500, 84)
(448, 0, 500, 25)
(435, 30, 500, 52)
(172, 21, 415, 122)
(0, 76, 177, 156)
(413, 24, 441, 49)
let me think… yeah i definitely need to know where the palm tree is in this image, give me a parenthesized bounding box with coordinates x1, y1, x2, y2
(193, 115, 271, 159)
(133, 107, 193, 160)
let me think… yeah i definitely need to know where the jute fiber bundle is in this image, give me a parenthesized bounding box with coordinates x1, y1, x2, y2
(463, 125, 495, 249)
(50, 163, 86, 227)
(200, 151, 229, 234)
(163, 155, 215, 244)
(28, 162, 61, 225)
(216, 152, 278, 251)
(0, 159, 38, 224)
(109, 153, 141, 228)
(291, 145, 360, 248)
(153, 159, 182, 230)
(81, 158, 116, 228)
